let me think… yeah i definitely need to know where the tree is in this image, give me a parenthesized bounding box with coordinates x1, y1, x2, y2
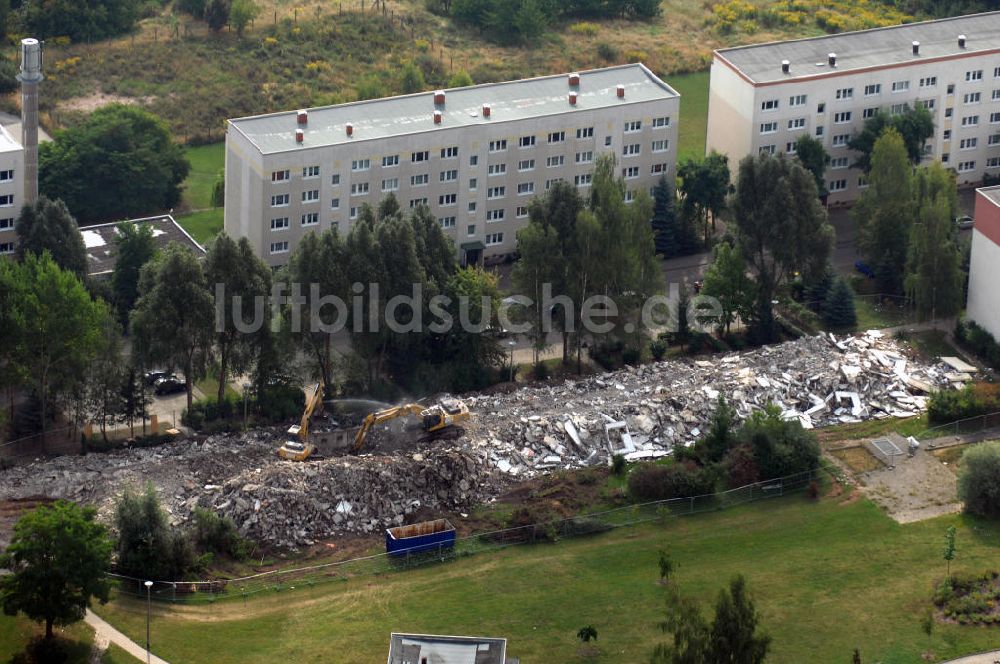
(651, 174, 679, 256)
(701, 241, 752, 336)
(177, 0, 208, 17)
(114, 484, 193, 581)
(0, 257, 27, 424)
(852, 128, 914, 296)
(732, 153, 833, 342)
(111, 222, 158, 324)
(905, 187, 963, 322)
(703, 395, 736, 463)
(822, 276, 857, 329)
(400, 61, 426, 94)
(577, 625, 598, 643)
(514, 0, 547, 43)
(853, 647, 862, 664)
(15, 196, 86, 278)
(229, 0, 258, 36)
(448, 70, 474, 87)
(0, 501, 111, 640)
(39, 104, 190, 223)
(205, 0, 231, 31)
(737, 405, 820, 479)
(131, 244, 214, 412)
(707, 575, 771, 664)
(678, 152, 730, 245)
(17, 0, 141, 41)
(943, 525, 957, 575)
(658, 549, 674, 583)
(847, 105, 935, 171)
(957, 441, 1000, 518)
(650, 586, 710, 664)
(86, 315, 126, 446)
(794, 134, 830, 198)
(439, 267, 505, 391)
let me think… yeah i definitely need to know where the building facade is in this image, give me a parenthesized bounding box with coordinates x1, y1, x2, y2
(708, 12, 1000, 204)
(0, 125, 24, 256)
(967, 186, 1000, 340)
(225, 64, 679, 267)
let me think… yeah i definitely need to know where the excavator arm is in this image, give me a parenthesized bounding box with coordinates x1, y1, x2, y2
(350, 404, 424, 454)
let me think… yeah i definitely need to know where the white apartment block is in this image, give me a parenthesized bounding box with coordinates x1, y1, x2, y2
(708, 12, 1000, 204)
(225, 64, 679, 267)
(0, 125, 24, 256)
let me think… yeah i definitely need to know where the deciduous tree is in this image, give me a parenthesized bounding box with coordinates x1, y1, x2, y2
(905, 192, 963, 322)
(678, 152, 730, 245)
(229, 0, 258, 37)
(15, 196, 86, 279)
(111, 221, 158, 324)
(848, 105, 935, 171)
(794, 134, 830, 198)
(701, 241, 752, 336)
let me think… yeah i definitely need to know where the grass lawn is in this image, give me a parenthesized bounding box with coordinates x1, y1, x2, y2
(669, 70, 710, 164)
(905, 329, 961, 362)
(0, 613, 142, 663)
(818, 414, 929, 443)
(93, 493, 1000, 664)
(182, 143, 225, 211)
(177, 208, 223, 247)
(854, 295, 912, 331)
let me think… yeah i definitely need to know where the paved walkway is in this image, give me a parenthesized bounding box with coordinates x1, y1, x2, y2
(939, 650, 1000, 663)
(86, 609, 169, 664)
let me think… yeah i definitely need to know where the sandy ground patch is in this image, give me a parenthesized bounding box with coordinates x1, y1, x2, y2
(59, 92, 155, 113)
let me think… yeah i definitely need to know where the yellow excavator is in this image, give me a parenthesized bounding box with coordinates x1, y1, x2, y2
(276, 381, 325, 461)
(350, 397, 470, 454)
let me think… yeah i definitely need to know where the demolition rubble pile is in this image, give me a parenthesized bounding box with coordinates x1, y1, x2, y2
(0, 332, 963, 548)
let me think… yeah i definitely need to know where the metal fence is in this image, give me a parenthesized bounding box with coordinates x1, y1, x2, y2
(915, 410, 1000, 441)
(108, 469, 820, 606)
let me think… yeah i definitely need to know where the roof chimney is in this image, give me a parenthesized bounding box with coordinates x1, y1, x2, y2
(569, 92, 577, 105)
(828, 52, 837, 67)
(959, 34, 967, 48)
(912, 41, 920, 55)
(433, 110, 442, 124)
(781, 60, 790, 74)
(482, 103, 491, 118)
(295, 128, 304, 143)
(616, 84, 625, 98)
(568, 72, 580, 87)
(297, 109, 308, 124)
(433, 90, 445, 105)
(346, 122, 353, 137)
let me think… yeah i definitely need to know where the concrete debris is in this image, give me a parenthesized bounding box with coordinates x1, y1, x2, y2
(0, 332, 960, 548)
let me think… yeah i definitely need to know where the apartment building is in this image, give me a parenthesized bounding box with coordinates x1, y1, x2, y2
(707, 12, 1000, 204)
(967, 186, 1000, 340)
(0, 125, 24, 256)
(225, 64, 679, 267)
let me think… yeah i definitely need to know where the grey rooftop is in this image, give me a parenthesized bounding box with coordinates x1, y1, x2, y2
(229, 63, 678, 155)
(977, 184, 1000, 207)
(716, 11, 1000, 84)
(79, 215, 205, 277)
(387, 633, 510, 664)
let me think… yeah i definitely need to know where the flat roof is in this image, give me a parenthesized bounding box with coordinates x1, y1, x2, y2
(977, 184, 1000, 207)
(716, 11, 1000, 84)
(230, 64, 678, 155)
(387, 633, 508, 664)
(0, 124, 22, 153)
(79, 214, 205, 276)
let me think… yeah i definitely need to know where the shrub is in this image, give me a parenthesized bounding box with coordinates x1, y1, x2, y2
(737, 405, 820, 479)
(568, 21, 599, 36)
(114, 483, 194, 581)
(927, 385, 996, 425)
(622, 346, 642, 366)
(192, 507, 249, 560)
(958, 441, 1000, 518)
(182, 394, 241, 429)
(721, 443, 760, 487)
(532, 361, 549, 381)
(256, 380, 306, 423)
(627, 462, 716, 503)
(596, 42, 619, 62)
(612, 454, 627, 477)
(650, 338, 668, 361)
(623, 49, 648, 64)
(954, 317, 1000, 369)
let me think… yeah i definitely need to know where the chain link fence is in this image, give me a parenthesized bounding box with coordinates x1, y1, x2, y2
(108, 469, 820, 606)
(915, 410, 1000, 441)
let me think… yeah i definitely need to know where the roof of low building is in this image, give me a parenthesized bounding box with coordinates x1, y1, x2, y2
(0, 124, 22, 154)
(716, 11, 1000, 85)
(229, 63, 679, 155)
(79, 214, 205, 277)
(977, 184, 1000, 207)
(387, 633, 509, 664)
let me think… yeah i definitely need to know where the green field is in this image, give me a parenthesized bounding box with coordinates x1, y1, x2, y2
(177, 208, 223, 247)
(182, 143, 225, 211)
(90, 493, 1000, 664)
(670, 70, 710, 164)
(0, 613, 141, 663)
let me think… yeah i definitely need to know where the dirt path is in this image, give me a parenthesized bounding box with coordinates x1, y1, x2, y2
(86, 609, 169, 664)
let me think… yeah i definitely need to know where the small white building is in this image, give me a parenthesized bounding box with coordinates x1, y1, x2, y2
(0, 125, 24, 256)
(967, 186, 1000, 340)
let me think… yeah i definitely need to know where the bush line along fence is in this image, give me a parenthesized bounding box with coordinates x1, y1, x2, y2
(107, 469, 821, 606)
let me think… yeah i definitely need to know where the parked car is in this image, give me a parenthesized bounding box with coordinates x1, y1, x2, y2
(956, 215, 974, 230)
(854, 261, 876, 279)
(153, 376, 185, 395)
(144, 369, 172, 386)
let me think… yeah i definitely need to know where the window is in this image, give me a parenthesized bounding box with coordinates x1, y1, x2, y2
(410, 197, 428, 208)
(623, 143, 641, 156)
(989, 133, 1000, 145)
(382, 177, 399, 192)
(965, 92, 982, 104)
(828, 179, 847, 192)
(517, 182, 534, 195)
(967, 69, 984, 82)
(817, 102, 826, 113)
(489, 139, 507, 152)
(301, 213, 319, 226)
(995, 66, 1000, 79)
(961, 137, 978, 150)
(993, 89, 1000, 101)
(944, 129, 952, 140)
(382, 154, 399, 168)
(652, 116, 671, 128)
(988, 157, 1000, 169)
(0, 242, 13, 255)
(440, 216, 456, 229)
(760, 122, 778, 134)
(625, 189, 635, 203)
(488, 163, 507, 176)
(516, 206, 528, 218)
(440, 169, 458, 182)
(918, 99, 936, 110)
(816, 126, 825, 137)
(487, 186, 505, 199)
(331, 198, 340, 210)
(651, 163, 669, 174)
(958, 160, 977, 172)
(920, 76, 937, 88)
(624, 120, 642, 132)
(834, 111, 852, 123)
(830, 157, 849, 169)
(270, 217, 289, 231)
(761, 99, 779, 111)
(945, 108, 954, 118)
(604, 136, 613, 147)
(272, 169, 289, 182)
(890, 103, 907, 115)
(891, 80, 910, 93)
(271, 193, 289, 207)
(0, 217, 12, 230)
(411, 173, 429, 186)
(303, 165, 320, 178)
(469, 155, 479, 167)
(546, 155, 565, 168)
(468, 201, 477, 213)
(963, 115, 981, 127)
(575, 151, 594, 163)
(574, 173, 592, 186)
(785, 142, 797, 155)
(468, 178, 478, 191)
(351, 158, 370, 171)
(758, 145, 776, 155)
(832, 134, 849, 147)
(486, 232, 504, 246)
(863, 107, 878, 119)
(622, 166, 640, 179)
(548, 131, 565, 144)
(991, 112, 1000, 124)
(302, 189, 319, 202)
(467, 224, 476, 236)
(864, 84, 881, 96)
(652, 139, 670, 151)
(545, 178, 563, 190)
(486, 209, 504, 222)
(331, 174, 341, 185)
(948, 84, 956, 95)
(439, 193, 457, 206)
(350, 182, 369, 196)
(789, 94, 807, 107)
(270, 241, 289, 254)
(441, 146, 459, 159)
(942, 153, 950, 164)
(787, 118, 806, 130)
(518, 159, 535, 171)
(858, 176, 870, 189)
(411, 150, 429, 163)
(836, 88, 853, 100)
(519, 135, 536, 148)
(576, 126, 594, 139)
(350, 206, 359, 220)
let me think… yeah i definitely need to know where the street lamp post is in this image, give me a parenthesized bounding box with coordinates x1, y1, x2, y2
(243, 382, 251, 431)
(144, 580, 153, 664)
(507, 340, 517, 382)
